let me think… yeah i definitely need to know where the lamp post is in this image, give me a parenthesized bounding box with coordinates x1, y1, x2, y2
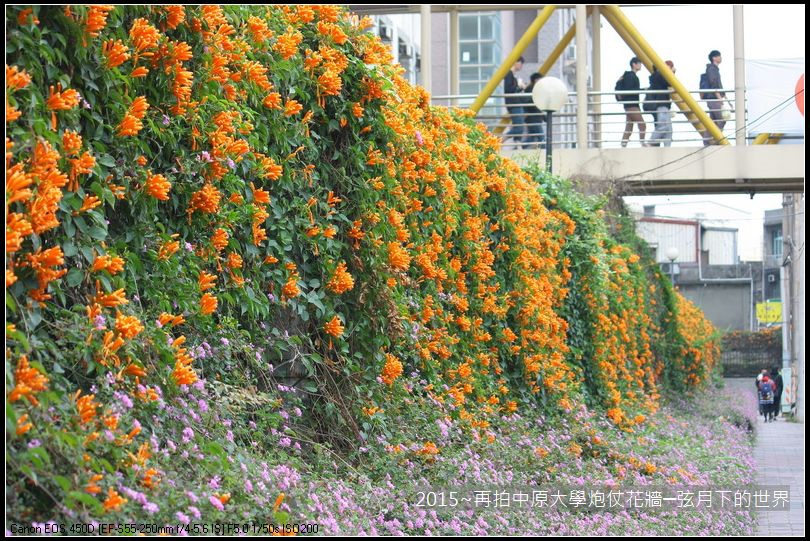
(531, 76, 568, 173)
(666, 247, 679, 285)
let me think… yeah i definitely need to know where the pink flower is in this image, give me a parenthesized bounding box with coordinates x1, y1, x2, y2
(209, 495, 224, 511)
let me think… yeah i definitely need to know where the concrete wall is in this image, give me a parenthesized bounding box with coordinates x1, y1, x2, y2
(679, 282, 752, 332)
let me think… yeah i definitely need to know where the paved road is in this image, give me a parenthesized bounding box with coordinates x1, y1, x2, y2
(725, 378, 805, 536)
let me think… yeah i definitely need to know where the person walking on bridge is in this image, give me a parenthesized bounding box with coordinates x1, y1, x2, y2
(702, 50, 727, 145)
(618, 57, 647, 147)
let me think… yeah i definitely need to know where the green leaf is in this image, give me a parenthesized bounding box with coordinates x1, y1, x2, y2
(62, 240, 79, 257)
(98, 154, 116, 168)
(66, 268, 84, 287)
(87, 226, 107, 241)
(54, 475, 72, 492)
(67, 491, 104, 513)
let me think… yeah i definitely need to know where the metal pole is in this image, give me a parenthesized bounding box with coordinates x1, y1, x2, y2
(449, 8, 460, 106)
(545, 111, 553, 172)
(575, 5, 588, 149)
(733, 5, 746, 145)
(470, 5, 557, 113)
(420, 4, 432, 93)
(592, 6, 602, 148)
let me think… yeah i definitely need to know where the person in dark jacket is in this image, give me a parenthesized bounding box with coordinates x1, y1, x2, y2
(504, 56, 527, 146)
(522, 72, 546, 149)
(702, 50, 727, 145)
(771, 366, 784, 418)
(620, 57, 647, 147)
(758, 375, 777, 422)
(646, 60, 675, 147)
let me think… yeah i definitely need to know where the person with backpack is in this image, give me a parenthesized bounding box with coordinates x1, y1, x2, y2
(522, 72, 546, 149)
(758, 374, 776, 422)
(617, 57, 647, 147)
(645, 60, 676, 147)
(701, 50, 727, 145)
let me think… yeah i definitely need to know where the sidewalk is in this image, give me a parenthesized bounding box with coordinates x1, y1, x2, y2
(753, 410, 805, 535)
(726, 378, 805, 535)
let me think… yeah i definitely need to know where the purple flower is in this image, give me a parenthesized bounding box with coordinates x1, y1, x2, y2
(198, 399, 209, 413)
(162, 114, 171, 126)
(209, 495, 224, 511)
(184, 242, 193, 252)
(27, 439, 41, 449)
(220, 337, 230, 346)
(176, 511, 190, 523)
(227, 158, 236, 169)
(94, 314, 106, 330)
(143, 502, 159, 514)
(188, 505, 201, 519)
(200, 151, 212, 163)
(182, 427, 194, 443)
(245, 479, 253, 493)
(226, 430, 234, 442)
(209, 476, 221, 489)
(279, 437, 292, 447)
(81, 98, 91, 110)
(415, 130, 424, 145)
(268, 293, 276, 303)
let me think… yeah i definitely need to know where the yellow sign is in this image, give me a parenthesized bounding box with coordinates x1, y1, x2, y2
(756, 301, 782, 324)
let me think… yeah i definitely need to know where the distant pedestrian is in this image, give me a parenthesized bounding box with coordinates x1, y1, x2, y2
(701, 50, 727, 145)
(617, 57, 647, 147)
(522, 72, 546, 149)
(758, 375, 776, 422)
(771, 366, 784, 418)
(646, 60, 676, 147)
(504, 56, 527, 146)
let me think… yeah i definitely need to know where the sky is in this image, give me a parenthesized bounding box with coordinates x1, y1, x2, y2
(597, 4, 805, 262)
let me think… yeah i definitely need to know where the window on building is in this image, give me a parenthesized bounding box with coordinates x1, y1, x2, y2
(458, 12, 502, 108)
(772, 228, 783, 257)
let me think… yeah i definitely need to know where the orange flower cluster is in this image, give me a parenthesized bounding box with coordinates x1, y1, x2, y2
(24, 246, 67, 302)
(188, 184, 222, 214)
(86, 5, 115, 37)
(327, 262, 354, 294)
(171, 335, 198, 386)
(200, 292, 218, 315)
(102, 39, 130, 67)
(145, 171, 171, 200)
(323, 315, 344, 337)
(103, 488, 127, 512)
(8, 355, 49, 406)
(381, 353, 403, 385)
(273, 27, 303, 60)
(129, 18, 160, 53)
(114, 312, 144, 340)
(46, 83, 81, 111)
(164, 5, 185, 29)
(91, 254, 125, 275)
(75, 391, 99, 425)
(117, 96, 149, 136)
(387, 242, 411, 272)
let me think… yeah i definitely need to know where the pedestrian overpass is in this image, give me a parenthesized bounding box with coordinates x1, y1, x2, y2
(404, 4, 805, 196)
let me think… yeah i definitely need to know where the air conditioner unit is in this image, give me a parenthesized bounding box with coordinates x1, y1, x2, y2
(767, 274, 777, 283)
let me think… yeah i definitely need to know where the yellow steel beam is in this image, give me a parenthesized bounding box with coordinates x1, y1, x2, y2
(603, 5, 729, 145)
(470, 5, 557, 114)
(753, 133, 784, 145)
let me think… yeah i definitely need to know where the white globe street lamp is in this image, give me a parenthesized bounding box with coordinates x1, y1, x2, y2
(531, 76, 568, 172)
(666, 247, 679, 285)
